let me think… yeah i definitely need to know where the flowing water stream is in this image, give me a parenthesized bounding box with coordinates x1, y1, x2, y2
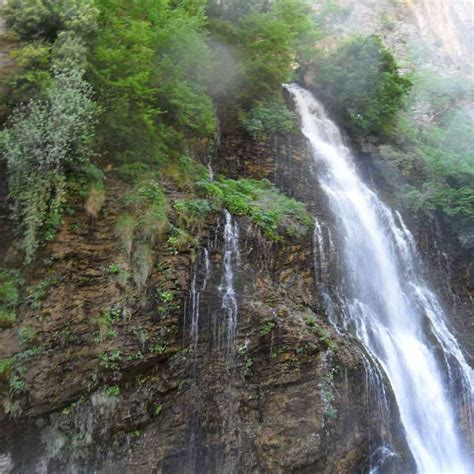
(286, 84, 474, 473)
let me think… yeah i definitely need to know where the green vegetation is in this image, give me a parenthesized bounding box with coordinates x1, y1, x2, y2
(0, 0, 320, 262)
(173, 199, 211, 232)
(259, 319, 276, 336)
(95, 309, 121, 342)
(1, 67, 97, 261)
(0, 358, 14, 382)
(397, 74, 473, 237)
(89, 0, 215, 162)
(322, 371, 337, 419)
(199, 178, 312, 240)
(0, 270, 21, 329)
(208, 0, 316, 105)
(18, 326, 36, 345)
(105, 385, 120, 397)
(310, 35, 412, 138)
(239, 97, 297, 139)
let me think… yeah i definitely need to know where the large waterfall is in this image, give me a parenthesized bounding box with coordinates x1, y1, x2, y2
(286, 84, 474, 473)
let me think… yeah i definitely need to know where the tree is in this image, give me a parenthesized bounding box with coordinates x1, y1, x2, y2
(1, 67, 97, 261)
(311, 35, 412, 138)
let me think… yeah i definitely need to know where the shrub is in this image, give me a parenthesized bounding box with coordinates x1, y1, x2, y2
(0, 270, 20, 308)
(198, 178, 312, 240)
(173, 198, 211, 232)
(1, 67, 97, 261)
(6, 42, 52, 104)
(239, 97, 296, 139)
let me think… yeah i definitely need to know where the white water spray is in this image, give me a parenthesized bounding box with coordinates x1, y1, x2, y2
(219, 210, 239, 353)
(287, 84, 474, 473)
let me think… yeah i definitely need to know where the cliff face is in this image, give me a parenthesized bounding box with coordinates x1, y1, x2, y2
(0, 128, 416, 473)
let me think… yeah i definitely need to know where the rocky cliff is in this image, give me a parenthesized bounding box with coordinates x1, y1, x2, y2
(0, 125, 419, 473)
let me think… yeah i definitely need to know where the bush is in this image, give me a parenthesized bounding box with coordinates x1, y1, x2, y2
(198, 177, 312, 240)
(1, 67, 97, 261)
(239, 97, 296, 139)
(311, 35, 412, 138)
(174, 199, 211, 232)
(2, 0, 98, 41)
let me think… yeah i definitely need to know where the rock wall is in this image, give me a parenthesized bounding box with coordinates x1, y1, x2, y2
(0, 129, 413, 473)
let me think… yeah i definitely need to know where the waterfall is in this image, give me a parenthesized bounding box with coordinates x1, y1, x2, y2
(190, 248, 211, 351)
(286, 84, 474, 473)
(219, 210, 240, 354)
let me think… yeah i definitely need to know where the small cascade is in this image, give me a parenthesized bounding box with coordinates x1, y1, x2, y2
(287, 83, 474, 473)
(312, 217, 335, 286)
(190, 248, 211, 352)
(186, 247, 212, 473)
(218, 210, 240, 354)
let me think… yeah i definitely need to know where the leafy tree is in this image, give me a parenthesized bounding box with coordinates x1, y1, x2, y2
(208, 0, 316, 105)
(311, 35, 412, 138)
(89, 0, 215, 160)
(1, 68, 97, 261)
(239, 97, 296, 138)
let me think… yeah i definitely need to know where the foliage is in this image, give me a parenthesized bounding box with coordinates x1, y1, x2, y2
(260, 319, 276, 336)
(123, 178, 169, 243)
(173, 198, 211, 232)
(389, 71, 474, 237)
(105, 385, 120, 397)
(0, 358, 14, 382)
(18, 326, 36, 345)
(0, 270, 20, 309)
(198, 177, 312, 240)
(208, 0, 316, 105)
(311, 35, 412, 138)
(239, 96, 296, 139)
(2, 0, 98, 42)
(1, 67, 97, 261)
(0, 270, 21, 330)
(89, 0, 216, 161)
(0, 310, 16, 329)
(6, 42, 52, 104)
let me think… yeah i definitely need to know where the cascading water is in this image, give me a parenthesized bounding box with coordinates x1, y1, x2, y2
(190, 248, 211, 351)
(218, 210, 240, 354)
(287, 84, 474, 473)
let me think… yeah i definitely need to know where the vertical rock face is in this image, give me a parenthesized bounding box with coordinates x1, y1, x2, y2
(0, 128, 414, 472)
(405, 0, 474, 62)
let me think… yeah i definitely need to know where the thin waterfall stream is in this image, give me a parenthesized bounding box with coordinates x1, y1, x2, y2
(286, 84, 474, 473)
